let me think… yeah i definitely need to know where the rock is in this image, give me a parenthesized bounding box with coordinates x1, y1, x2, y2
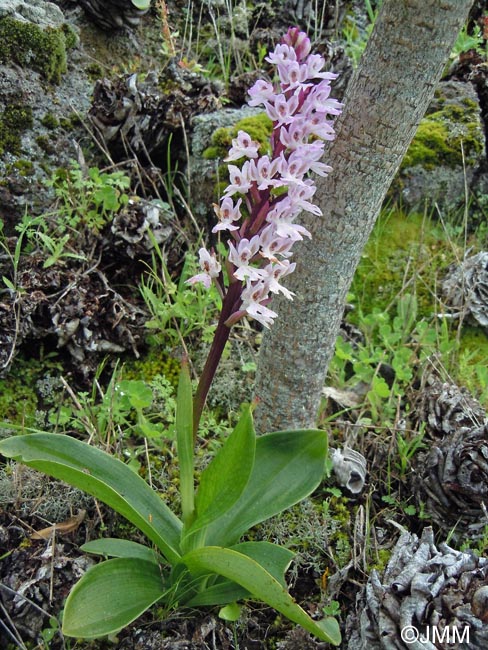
(0, 0, 65, 26)
(393, 81, 486, 211)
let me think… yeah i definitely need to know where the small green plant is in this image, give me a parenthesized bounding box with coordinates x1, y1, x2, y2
(47, 164, 130, 232)
(341, 0, 380, 66)
(140, 243, 221, 348)
(0, 365, 339, 645)
(451, 21, 487, 59)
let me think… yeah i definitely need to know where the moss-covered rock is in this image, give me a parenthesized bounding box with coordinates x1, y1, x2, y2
(392, 81, 485, 210)
(0, 105, 33, 156)
(0, 16, 77, 83)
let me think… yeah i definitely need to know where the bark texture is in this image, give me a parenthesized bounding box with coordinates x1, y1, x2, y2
(253, 0, 475, 433)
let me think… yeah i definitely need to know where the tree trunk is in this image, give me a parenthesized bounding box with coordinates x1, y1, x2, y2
(253, 0, 475, 433)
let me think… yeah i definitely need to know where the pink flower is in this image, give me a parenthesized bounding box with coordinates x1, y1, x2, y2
(248, 155, 281, 190)
(212, 197, 242, 232)
(262, 260, 296, 299)
(228, 236, 264, 282)
(224, 162, 253, 197)
(259, 224, 294, 261)
(186, 248, 221, 288)
(265, 43, 297, 66)
(248, 79, 275, 107)
(265, 93, 300, 125)
(240, 280, 277, 328)
(225, 130, 260, 162)
(282, 27, 311, 61)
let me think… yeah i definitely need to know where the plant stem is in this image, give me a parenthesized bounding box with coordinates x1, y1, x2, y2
(193, 281, 242, 436)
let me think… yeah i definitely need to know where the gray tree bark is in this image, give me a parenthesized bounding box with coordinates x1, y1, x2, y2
(253, 0, 475, 433)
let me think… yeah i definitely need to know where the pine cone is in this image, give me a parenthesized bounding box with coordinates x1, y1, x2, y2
(346, 527, 488, 649)
(78, 0, 149, 30)
(441, 251, 488, 330)
(89, 63, 222, 161)
(411, 377, 488, 539)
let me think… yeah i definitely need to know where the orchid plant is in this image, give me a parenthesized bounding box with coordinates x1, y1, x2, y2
(190, 27, 342, 430)
(0, 29, 343, 645)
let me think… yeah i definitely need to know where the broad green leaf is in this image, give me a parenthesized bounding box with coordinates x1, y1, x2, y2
(182, 547, 341, 646)
(63, 558, 166, 638)
(205, 430, 328, 546)
(185, 408, 255, 541)
(185, 541, 294, 607)
(176, 362, 194, 524)
(81, 538, 160, 564)
(231, 541, 294, 588)
(0, 434, 182, 563)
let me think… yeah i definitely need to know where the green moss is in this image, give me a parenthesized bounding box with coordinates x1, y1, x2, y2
(123, 349, 180, 387)
(0, 105, 33, 156)
(402, 103, 484, 170)
(41, 113, 60, 130)
(203, 112, 273, 160)
(0, 17, 76, 83)
(35, 134, 56, 155)
(11, 159, 35, 176)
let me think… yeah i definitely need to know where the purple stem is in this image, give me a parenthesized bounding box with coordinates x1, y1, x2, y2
(193, 280, 243, 437)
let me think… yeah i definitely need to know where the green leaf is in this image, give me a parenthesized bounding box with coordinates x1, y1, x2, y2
(62, 558, 166, 638)
(175, 361, 194, 524)
(0, 434, 182, 563)
(185, 408, 255, 541)
(231, 541, 294, 588)
(182, 547, 341, 645)
(131, 0, 151, 9)
(219, 602, 242, 621)
(81, 538, 160, 564)
(185, 578, 249, 607)
(184, 541, 293, 607)
(204, 430, 328, 546)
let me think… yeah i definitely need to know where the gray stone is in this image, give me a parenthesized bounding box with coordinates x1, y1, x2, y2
(0, 0, 65, 27)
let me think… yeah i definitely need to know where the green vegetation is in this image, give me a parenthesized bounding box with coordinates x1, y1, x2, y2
(0, 105, 33, 156)
(402, 103, 484, 170)
(0, 17, 77, 83)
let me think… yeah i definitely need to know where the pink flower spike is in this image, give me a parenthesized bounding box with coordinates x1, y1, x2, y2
(212, 197, 242, 232)
(225, 130, 260, 162)
(248, 79, 275, 107)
